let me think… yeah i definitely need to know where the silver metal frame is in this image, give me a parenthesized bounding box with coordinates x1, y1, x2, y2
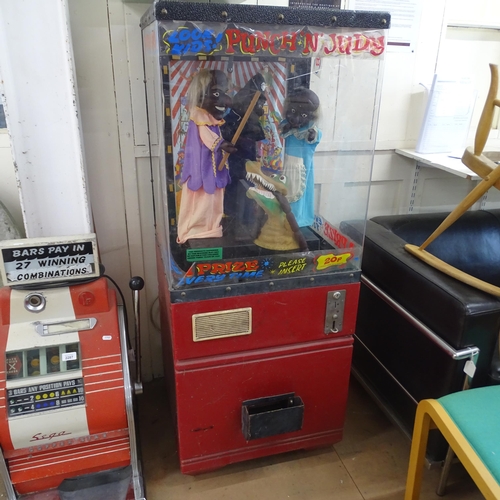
(0, 444, 16, 500)
(118, 305, 146, 500)
(361, 275, 480, 362)
(359, 275, 481, 491)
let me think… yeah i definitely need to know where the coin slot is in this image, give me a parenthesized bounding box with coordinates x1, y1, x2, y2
(24, 293, 46, 313)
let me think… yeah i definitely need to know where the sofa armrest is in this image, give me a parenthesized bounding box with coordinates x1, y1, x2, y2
(341, 219, 500, 386)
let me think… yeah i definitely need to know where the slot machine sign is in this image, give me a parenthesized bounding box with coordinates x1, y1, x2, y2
(0, 234, 100, 287)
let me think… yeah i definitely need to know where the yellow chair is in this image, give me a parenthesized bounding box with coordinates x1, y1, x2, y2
(405, 386, 500, 499)
(405, 63, 500, 297)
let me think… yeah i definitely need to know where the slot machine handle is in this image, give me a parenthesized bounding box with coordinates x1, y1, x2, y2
(129, 276, 145, 395)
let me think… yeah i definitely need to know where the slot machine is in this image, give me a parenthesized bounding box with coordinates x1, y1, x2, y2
(0, 234, 146, 499)
(141, 1, 390, 474)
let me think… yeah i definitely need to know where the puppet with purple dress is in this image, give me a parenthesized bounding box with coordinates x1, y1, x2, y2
(280, 88, 321, 228)
(176, 69, 236, 244)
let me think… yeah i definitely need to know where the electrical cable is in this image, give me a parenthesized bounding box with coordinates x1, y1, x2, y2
(149, 295, 161, 331)
(103, 274, 132, 351)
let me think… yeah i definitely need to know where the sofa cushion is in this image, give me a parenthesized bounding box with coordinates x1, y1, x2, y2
(371, 210, 500, 287)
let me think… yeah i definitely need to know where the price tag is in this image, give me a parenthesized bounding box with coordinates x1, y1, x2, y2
(62, 352, 78, 362)
(464, 359, 477, 378)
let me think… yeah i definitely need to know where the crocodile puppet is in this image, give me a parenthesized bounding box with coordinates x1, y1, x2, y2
(245, 160, 308, 251)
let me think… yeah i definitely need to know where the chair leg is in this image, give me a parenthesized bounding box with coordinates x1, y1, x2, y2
(436, 446, 455, 496)
(405, 402, 433, 500)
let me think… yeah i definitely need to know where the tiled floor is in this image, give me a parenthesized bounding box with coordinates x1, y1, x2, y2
(139, 377, 484, 500)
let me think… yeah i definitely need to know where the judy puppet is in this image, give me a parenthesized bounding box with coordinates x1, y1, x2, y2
(176, 69, 236, 244)
(280, 88, 321, 228)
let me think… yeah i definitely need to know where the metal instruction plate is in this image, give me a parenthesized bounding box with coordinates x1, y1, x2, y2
(0, 234, 99, 286)
(7, 378, 85, 418)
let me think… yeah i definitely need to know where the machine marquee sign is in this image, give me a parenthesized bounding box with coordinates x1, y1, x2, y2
(174, 219, 359, 288)
(0, 234, 100, 286)
(176, 248, 356, 287)
(161, 25, 386, 58)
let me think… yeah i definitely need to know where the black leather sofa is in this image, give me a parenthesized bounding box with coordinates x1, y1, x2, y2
(341, 209, 500, 461)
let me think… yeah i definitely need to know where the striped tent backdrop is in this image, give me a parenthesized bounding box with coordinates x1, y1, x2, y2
(169, 60, 287, 187)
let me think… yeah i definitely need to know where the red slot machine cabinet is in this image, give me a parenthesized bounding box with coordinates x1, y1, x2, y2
(141, 2, 390, 474)
(0, 235, 145, 499)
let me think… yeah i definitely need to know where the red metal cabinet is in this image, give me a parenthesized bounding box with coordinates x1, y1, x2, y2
(158, 255, 358, 474)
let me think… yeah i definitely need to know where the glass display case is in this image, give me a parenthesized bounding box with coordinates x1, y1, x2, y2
(142, 1, 389, 474)
(143, 2, 389, 296)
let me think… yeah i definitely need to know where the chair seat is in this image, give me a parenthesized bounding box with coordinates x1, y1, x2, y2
(439, 386, 500, 483)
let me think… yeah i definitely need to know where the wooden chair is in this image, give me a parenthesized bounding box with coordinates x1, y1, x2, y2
(406, 63, 500, 297)
(404, 386, 500, 499)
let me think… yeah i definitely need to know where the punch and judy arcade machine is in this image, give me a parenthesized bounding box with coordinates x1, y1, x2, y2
(0, 234, 145, 499)
(142, 2, 389, 474)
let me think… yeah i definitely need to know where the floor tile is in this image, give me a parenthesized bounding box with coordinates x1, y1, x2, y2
(334, 377, 483, 500)
(138, 379, 363, 500)
(138, 376, 484, 500)
(0, 375, 485, 499)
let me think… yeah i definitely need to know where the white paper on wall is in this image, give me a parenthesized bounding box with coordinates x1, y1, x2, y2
(416, 74, 477, 154)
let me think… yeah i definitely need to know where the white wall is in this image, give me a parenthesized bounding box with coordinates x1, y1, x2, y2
(367, 0, 500, 217)
(66, 0, 163, 381)
(0, 0, 499, 379)
(0, 131, 23, 234)
(437, 26, 500, 147)
(446, 0, 500, 28)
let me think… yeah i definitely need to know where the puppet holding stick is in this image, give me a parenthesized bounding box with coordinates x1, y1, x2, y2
(280, 88, 321, 228)
(221, 73, 267, 218)
(176, 69, 236, 244)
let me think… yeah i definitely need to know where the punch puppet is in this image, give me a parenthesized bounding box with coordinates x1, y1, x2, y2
(176, 69, 236, 243)
(280, 88, 321, 227)
(221, 73, 267, 218)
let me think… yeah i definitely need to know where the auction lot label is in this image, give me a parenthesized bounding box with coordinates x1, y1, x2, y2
(0, 235, 99, 286)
